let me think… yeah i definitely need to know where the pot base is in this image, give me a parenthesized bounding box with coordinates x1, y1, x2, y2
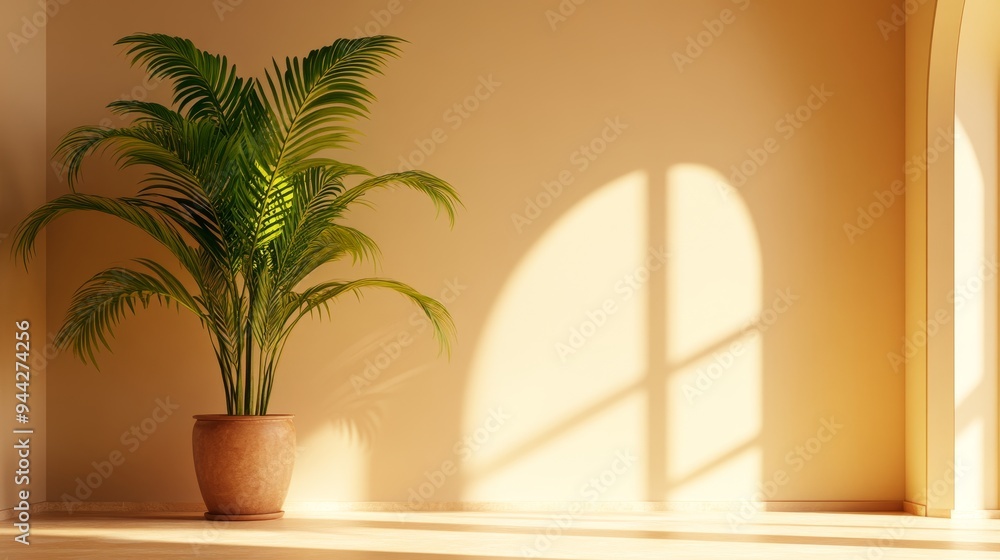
(205, 510, 285, 521)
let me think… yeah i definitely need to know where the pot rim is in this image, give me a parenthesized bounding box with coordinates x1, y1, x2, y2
(193, 414, 294, 421)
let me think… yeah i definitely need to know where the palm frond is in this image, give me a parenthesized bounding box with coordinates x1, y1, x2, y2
(267, 161, 381, 288)
(11, 193, 197, 272)
(333, 170, 462, 226)
(106, 100, 186, 127)
(290, 278, 456, 356)
(261, 36, 403, 166)
(54, 120, 235, 195)
(238, 36, 403, 259)
(116, 33, 254, 131)
(55, 261, 204, 366)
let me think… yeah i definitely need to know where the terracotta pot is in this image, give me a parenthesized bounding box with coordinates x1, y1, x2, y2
(191, 414, 296, 521)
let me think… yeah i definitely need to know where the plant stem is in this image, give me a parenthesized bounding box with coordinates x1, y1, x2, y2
(244, 278, 254, 415)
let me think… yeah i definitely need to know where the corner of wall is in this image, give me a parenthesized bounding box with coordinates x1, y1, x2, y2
(0, 0, 49, 511)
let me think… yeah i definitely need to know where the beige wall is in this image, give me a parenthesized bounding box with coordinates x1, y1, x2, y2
(0, 0, 49, 510)
(41, 0, 905, 507)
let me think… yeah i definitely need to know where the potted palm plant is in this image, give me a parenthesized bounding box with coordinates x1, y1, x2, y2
(11, 33, 459, 520)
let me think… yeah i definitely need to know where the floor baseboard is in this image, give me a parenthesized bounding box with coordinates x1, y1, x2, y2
(1, 499, 905, 520)
(901, 502, 1000, 519)
(903, 500, 926, 516)
(292, 500, 904, 514)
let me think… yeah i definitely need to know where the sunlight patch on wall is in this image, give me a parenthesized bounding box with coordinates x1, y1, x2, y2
(664, 164, 763, 500)
(955, 415, 984, 508)
(665, 165, 761, 361)
(952, 115, 997, 510)
(287, 424, 369, 502)
(462, 171, 650, 501)
(953, 118, 986, 406)
(952, 0, 1000, 512)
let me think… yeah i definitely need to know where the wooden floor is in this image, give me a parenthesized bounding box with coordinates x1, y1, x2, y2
(3, 510, 1000, 559)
